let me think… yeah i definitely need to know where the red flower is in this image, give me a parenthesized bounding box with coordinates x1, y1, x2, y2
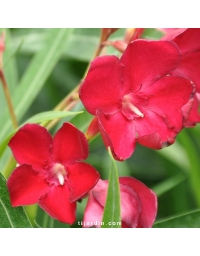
(80, 40, 194, 160)
(162, 28, 200, 126)
(7, 122, 100, 224)
(83, 177, 157, 228)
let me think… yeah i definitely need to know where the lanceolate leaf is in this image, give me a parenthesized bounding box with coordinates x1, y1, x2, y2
(101, 147, 121, 228)
(0, 28, 74, 142)
(24, 110, 83, 124)
(0, 172, 32, 228)
(11, 29, 101, 62)
(153, 209, 200, 228)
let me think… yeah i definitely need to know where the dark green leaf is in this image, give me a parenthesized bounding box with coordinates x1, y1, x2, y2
(0, 172, 32, 228)
(153, 209, 200, 228)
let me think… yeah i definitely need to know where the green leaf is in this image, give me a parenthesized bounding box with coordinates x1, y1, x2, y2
(151, 173, 187, 197)
(35, 207, 70, 228)
(177, 129, 200, 207)
(12, 28, 101, 62)
(0, 172, 32, 228)
(0, 28, 74, 142)
(142, 28, 164, 40)
(153, 209, 200, 228)
(24, 110, 83, 124)
(101, 147, 121, 228)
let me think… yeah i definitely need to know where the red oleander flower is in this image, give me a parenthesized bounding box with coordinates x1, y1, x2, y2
(7, 122, 100, 224)
(83, 177, 157, 228)
(80, 40, 194, 160)
(162, 28, 200, 126)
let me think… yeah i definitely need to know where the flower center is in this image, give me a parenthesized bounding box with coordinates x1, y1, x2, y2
(47, 163, 67, 186)
(122, 94, 144, 120)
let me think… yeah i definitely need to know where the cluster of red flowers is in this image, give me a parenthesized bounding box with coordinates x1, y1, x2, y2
(7, 28, 200, 228)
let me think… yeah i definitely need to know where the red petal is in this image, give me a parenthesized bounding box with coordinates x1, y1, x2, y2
(97, 110, 136, 161)
(135, 111, 177, 149)
(66, 162, 100, 202)
(184, 93, 200, 127)
(92, 179, 142, 228)
(38, 185, 76, 224)
(79, 55, 122, 115)
(120, 184, 142, 228)
(8, 124, 53, 172)
(120, 39, 180, 91)
(119, 177, 157, 228)
(85, 116, 100, 141)
(52, 123, 88, 165)
(172, 51, 200, 92)
(7, 164, 50, 206)
(143, 76, 194, 132)
(83, 191, 104, 228)
(163, 28, 200, 54)
(157, 28, 180, 34)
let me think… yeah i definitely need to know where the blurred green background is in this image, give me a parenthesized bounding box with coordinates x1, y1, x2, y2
(0, 28, 200, 228)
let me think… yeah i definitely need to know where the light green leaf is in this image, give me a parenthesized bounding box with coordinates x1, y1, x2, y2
(151, 173, 187, 197)
(101, 148, 121, 228)
(153, 209, 200, 228)
(0, 28, 74, 142)
(0, 172, 32, 228)
(12, 28, 101, 62)
(24, 110, 83, 124)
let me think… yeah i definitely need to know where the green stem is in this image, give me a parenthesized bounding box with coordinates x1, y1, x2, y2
(41, 34, 106, 130)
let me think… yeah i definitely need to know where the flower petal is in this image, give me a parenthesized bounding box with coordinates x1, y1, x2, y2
(8, 124, 53, 172)
(85, 116, 100, 140)
(135, 111, 177, 149)
(143, 75, 194, 132)
(52, 123, 88, 165)
(119, 177, 157, 228)
(38, 185, 76, 224)
(7, 164, 50, 206)
(184, 93, 200, 127)
(79, 55, 123, 115)
(172, 51, 200, 92)
(121, 39, 180, 91)
(66, 162, 100, 202)
(163, 28, 200, 54)
(82, 191, 104, 228)
(97, 110, 136, 161)
(92, 179, 142, 228)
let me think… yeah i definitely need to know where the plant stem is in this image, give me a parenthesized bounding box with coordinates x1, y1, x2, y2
(44, 33, 106, 130)
(0, 70, 18, 129)
(46, 100, 79, 131)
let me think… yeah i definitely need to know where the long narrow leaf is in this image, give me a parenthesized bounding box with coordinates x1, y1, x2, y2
(153, 209, 200, 228)
(0, 28, 74, 141)
(101, 148, 121, 228)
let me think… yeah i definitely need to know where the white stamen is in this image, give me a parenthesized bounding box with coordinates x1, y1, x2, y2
(57, 173, 64, 185)
(129, 104, 144, 117)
